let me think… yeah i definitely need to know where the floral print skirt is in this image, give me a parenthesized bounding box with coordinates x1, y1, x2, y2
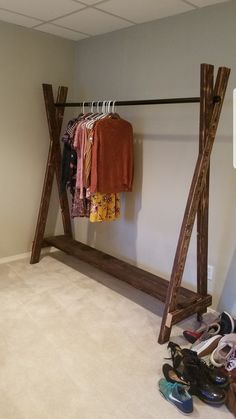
(90, 193, 120, 222)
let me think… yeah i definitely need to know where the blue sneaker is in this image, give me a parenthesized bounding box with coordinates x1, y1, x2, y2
(158, 378, 193, 414)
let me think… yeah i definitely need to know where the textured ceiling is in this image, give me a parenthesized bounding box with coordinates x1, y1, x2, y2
(0, 0, 230, 41)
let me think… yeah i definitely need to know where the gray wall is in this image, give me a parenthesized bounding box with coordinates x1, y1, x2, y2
(0, 21, 75, 259)
(74, 0, 236, 313)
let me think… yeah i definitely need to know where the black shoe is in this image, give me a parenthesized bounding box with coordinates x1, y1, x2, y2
(162, 364, 190, 386)
(167, 342, 183, 369)
(181, 349, 228, 388)
(181, 350, 227, 405)
(218, 311, 235, 335)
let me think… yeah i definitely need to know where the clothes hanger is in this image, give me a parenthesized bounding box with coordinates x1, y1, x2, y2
(85, 100, 105, 129)
(77, 101, 85, 119)
(107, 100, 112, 114)
(109, 99, 120, 119)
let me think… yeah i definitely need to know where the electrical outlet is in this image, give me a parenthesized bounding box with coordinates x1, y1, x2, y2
(208, 265, 214, 281)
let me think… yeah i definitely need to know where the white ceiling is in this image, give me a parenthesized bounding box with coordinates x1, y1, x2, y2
(0, 0, 230, 41)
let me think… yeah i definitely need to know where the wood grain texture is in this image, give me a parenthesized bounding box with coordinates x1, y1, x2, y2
(44, 235, 207, 307)
(158, 66, 230, 344)
(197, 64, 214, 298)
(171, 294, 212, 325)
(30, 85, 72, 264)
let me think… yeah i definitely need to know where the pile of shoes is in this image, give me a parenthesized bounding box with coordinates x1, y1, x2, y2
(158, 310, 236, 414)
(158, 342, 228, 414)
(181, 310, 236, 415)
(183, 311, 236, 369)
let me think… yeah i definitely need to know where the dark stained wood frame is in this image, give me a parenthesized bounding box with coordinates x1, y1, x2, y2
(30, 64, 230, 344)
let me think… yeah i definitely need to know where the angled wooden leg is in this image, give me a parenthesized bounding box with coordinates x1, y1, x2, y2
(30, 84, 72, 264)
(197, 64, 214, 304)
(30, 139, 55, 264)
(54, 87, 73, 237)
(158, 66, 230, 343)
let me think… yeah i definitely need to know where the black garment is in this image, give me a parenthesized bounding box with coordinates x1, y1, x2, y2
(61, 143, 77, 195)
(60, 118, 79, 195)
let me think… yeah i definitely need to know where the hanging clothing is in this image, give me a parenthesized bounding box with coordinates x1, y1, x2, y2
(90, 193, 120, 222)
(90, 116, 134, 194)
(71, 187, 90, 218)
(60, 117, 79, 196)
(74, 119, 88, 198)
(61, 117, 79, 145)
(61, 142, 76, 194)
(71, 116, 93, 218)
(84, 128, 93, 188)
(60, 110, 134, 223)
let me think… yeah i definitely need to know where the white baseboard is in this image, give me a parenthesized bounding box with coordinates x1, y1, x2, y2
(0, 247, 57, 265)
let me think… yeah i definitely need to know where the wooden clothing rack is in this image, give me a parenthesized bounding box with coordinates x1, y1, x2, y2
(30, 63, 230, 344)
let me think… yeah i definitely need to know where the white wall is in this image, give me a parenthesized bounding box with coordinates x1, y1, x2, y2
(73, 0, 236, 314)
(0, 21, 75, 259)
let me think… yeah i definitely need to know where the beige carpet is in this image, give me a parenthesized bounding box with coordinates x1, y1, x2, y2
(0, 252, 232, 418)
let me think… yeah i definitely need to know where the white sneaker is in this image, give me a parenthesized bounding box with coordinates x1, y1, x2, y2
(225, 347, 236, 372)
(191, 323, 221, 349)
(210, 333, 236, 367)
(191, 334, 222, 357)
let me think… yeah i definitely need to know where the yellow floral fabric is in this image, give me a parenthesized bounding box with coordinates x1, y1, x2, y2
(90, 193, 120, 222)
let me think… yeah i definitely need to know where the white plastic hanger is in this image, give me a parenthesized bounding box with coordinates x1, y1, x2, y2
(91, 101, 95, 114)
(107, 100, 112, 114)
(112, 100, 116, 114)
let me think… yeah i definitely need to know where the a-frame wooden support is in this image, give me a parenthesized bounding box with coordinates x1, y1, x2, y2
(30, 64, 230, 344)
(197, 65, 214, 305)
(159, 65, 230, 342)
(30, 85, 72, 263)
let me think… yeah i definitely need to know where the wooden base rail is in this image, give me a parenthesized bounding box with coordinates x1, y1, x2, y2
(45, 234, 212, 326)
(30, 64, 230, 344)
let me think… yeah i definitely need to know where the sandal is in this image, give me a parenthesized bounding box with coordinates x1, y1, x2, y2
(167, 341, 183, 369)
(162, 363, 190, 386)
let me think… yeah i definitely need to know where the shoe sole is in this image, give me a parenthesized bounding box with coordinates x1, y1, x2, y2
(158, 389, 193, 415)
(196, 392, 226, 406)
(190, 387, 227, 406)
(221, 311, 235, 334)
(195, 335, 222, 357)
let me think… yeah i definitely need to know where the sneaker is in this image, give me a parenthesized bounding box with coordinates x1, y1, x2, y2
(191, 334, 222, 357)
(158, 378, 193, 414)
(210, 333, 236, 367)
(191, 323, 221, 348)
(225, 347, 236, 372)
(218, 311, 235, 335)
(183, 322, 221, 345)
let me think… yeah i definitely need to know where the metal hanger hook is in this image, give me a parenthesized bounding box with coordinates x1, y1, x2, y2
(112, 100, 116, 114)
